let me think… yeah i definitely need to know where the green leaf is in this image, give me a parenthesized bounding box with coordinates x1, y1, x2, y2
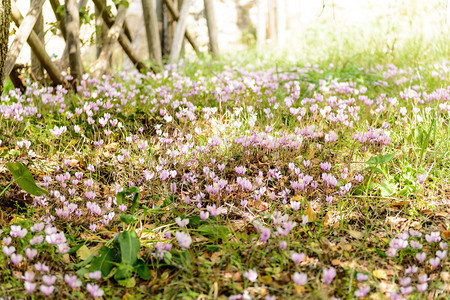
(6, 162, 49, 196)
(120, 214, 137, 224)
(117, 230, 140, 266)
(118, 276, 136, 287)
(379, 181, 397, 197)
(161, 194, 174, 208)
(197, 225, 229, 241)
(89, 246, 116, 278)
(376, 248, 387, 258)
(116, 186, 140, 213)
(135, 259, 151, 280)
(366, 153, 395, 165)
(114, 264, 134, 281)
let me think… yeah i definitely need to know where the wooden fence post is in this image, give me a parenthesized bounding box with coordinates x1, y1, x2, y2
(204, 0, 219, 57)
(31, 0, 44, 80)
(10, 2, 63, 85)
(92, 0, 148, 73)
(3, 0, 46, 83)
(169, 0, 192, 63)
(163, 0, 200, 55)
(142, 0, 162, 66)
(65, 0, 83, 82)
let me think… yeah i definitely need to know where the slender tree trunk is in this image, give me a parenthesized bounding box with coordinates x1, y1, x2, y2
(65, 0, 83, 83)
(0, 0, 11, 93)
(169, 0, 192, 64)
(3, 0, 46, 83)
(95, 0, 108, 58)
(142, 0, 162, 66)
(204, 0, 219, 57)
(31, 0, 44, 80)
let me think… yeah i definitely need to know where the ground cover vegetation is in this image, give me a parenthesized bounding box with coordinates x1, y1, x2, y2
(0, 33, 450, 298)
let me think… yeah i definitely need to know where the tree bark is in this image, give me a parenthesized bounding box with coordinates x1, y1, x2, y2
(49, 0, 67, 39)
(204, 0, 219, 57)
(142, 0, 162, 66)
(92, 0, 147, 73)
(3, 0, 46, 83)
(31, 0, 44, 81)
(65, 0, 83, 83)
(95, 0, 108, 58)
(0, 0, 11, 93)
(169, 0, 192, 64)
(10, 2, 63, 85)
(90, 6, 127, 78)
(162, 0, 199, 54)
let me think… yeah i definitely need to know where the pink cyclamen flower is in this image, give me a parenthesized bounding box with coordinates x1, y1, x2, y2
(2, 245, 15, 256)
(35, 262, 50, 272)
(416, 252, 427, 263)
(89, 270, 102, 280)
(244, 269, 258, 282)
(290, 201, 301, 211)
(23, 271, 35, 282)
(356, 273, 368, 281)
(42, 275, 57, 286)
(293, 272, 307, 285)
(428, 257, 440, 268)
(416, 174, 427, 184)
(40, 285, 54, 296)
(175, 217, 189, 228)
(24, 281, 36, 293)
(3, 237, 11, 245)
(11, 253, 23, 265)
(354, 286, 370, 298)
(291, 252, 305, 264)
(200, 211, 209, 221)
(86, 283, 104, 298)
(417, 283, 428, 293)
(175, 231, 192, 249)
(425, 231, 441, 243)
(64, 274, 82, 288)
(436, 250, 447, 260)
(322, 267, 336, 285)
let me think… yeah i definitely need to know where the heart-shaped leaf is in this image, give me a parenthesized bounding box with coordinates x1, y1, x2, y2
(90, 246, 116, 277)
(6, 162, 49, 196)
(117, 230, 140, 267)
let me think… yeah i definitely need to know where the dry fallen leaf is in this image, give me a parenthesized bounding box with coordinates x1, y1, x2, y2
(373, 269, 388, 279)
(305, 206, 317, 222)
(442, 231, 450, 239)
(349, 230, 364, 240)
(331, 259, 341, 266)
(76, 245, 92, 261)
(294, 285, 308, 293)
(390, 201, 409, 208)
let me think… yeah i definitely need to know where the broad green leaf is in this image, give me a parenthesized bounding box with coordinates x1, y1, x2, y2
(118, 277, 136, 288)
(366, 153, 395, 165)
(117, 230, 140, 266)
(90, 246, 116, 277)
(135, 259, 151, 280)
(6, 162, 49, 196)
(114, 264, 134, 281)
(161, 194, 174, 208)
(198, 224, 229, 241)
(120, 214, 137, 224)
(379, 181, 397, 197)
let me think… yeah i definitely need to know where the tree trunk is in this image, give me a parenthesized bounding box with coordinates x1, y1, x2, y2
(169, 0, 192, 64)
(3, 0, 46, 83)
(204, 0, 219, 57)
(65, 0, 83, 83)
(31, 0, 44, 81)
(95, 0, 108, 58)
(142, 0, 162, 66)
(0, 0, 11, 93)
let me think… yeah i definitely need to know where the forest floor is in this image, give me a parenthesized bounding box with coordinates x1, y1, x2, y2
(0, 38, 450, 299)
